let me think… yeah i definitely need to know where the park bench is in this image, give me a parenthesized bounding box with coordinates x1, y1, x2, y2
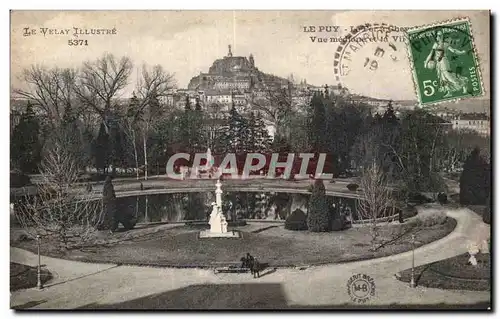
(213, 262, 251, 274)
(213, 259, 262, 278)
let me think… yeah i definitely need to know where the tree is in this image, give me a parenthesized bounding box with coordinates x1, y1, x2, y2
(108, 119, 128, 173)
(308, 93, 327, 152)
(11, 101, 42, 173)
(373, 109, 447, 194)
(177, 96, 204, 154)
(14, 66, 79, 128)
(350, 118, 381, 171)
(92, 122, 109, 174)
(99, 176, 117, 230)
(307, 179, 330, 232)
(98, 176, 137, 231)
(75, 54, 133, 123)
(139, 93, 160, 180)
(124, 93, 141, 179)
(460, 147, 490, 205)
(253, 112, 272, 152)
(382, 100, 398, 125)
(80, 126, 94, 171)
(351, 102, 399, 176)
(59, 102, 88, 172)
(148, 117, 174, 175)
(440, 129, 490, 173)
(73, 54, 134, 176)
(288, 111, 310, 152)
(397, 110, 447, 193)
(131, 65, 175, 179)
(190, 98, 206, 153)
(357, 162, 394, 248)
(325, 97, 367, 174)
(249, 85, 294, 140)
(222, 104, 247, 153)
(285, 209, 308, 231)
(15, 132, 102, 250)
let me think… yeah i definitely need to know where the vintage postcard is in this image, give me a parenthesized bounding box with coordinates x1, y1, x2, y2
(10, 10, 491, 310)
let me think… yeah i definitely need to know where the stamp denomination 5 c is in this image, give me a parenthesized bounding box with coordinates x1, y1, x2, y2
(406, 18, 484, 106)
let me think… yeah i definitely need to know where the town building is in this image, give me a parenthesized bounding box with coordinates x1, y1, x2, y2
(451, 113, 490, 136)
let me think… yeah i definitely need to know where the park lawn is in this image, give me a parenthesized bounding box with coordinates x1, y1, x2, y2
(12, 217, 456, 268)
(10, 262, 52, 291)
(396, 252, 490, 291)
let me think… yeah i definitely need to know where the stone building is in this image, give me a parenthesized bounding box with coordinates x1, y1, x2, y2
(451, 113, 490, 136)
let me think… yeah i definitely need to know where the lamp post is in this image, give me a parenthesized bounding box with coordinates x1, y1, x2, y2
(36, 235, 43, 290)
(410, 233, 416, 288)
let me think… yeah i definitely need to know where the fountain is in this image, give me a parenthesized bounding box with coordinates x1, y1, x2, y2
(199, 179, 241, 238)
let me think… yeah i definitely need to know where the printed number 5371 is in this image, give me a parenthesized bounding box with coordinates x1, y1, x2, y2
(422, 80, 438, 97)
(68, 40, 88, 46)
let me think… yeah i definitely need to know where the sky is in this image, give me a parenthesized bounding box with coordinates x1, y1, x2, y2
(11, 10, 490, 101)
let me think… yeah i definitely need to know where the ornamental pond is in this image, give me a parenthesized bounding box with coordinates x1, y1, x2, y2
(114, 191, 401, 224)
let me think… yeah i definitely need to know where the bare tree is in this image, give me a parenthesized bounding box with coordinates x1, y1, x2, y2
(75, 53, 133, 125)
(249, 83, 295, 140)
(14, 66, 79, 127)
(350, 127, 382, 171)
(131, 65, 176, 118)
(131, 64, 176, 180)
(122, 115, 141, 179)
(357, 161, 394, 249)
(16, 132, 102, 251)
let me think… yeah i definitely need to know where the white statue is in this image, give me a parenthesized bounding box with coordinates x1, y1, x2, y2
(221, 215, 228, 233)
(209, 202, 223, 233)
(199, 179, 239, 238)
(215, 179, 223, 208)
(208, 179, 229, 234)
(467, 241, 480, 266)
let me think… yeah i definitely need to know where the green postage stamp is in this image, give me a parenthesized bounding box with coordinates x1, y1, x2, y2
(406, 18, 484, 106)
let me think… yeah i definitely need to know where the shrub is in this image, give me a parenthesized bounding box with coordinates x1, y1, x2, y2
(328, 198, 346, 231)
(285, 209, 308, 231)
(401, 206, 418, 219)
(307, 180, 330, 232)
(483, 194, 491, 225)
(121, 217, 137, 230)
(330, 218, 343, 231)
(412, 211, 447, 228)
(346, 183, 359, 191)
(115, 201, 138, 230)
(98, 176, 135, 231)
(437, 192, 448, 204)
(407, 192, 433, 205)
(460, 147, 490, 205)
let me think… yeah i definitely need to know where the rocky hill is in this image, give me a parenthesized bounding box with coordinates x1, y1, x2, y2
(187, 50, 289, 92)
